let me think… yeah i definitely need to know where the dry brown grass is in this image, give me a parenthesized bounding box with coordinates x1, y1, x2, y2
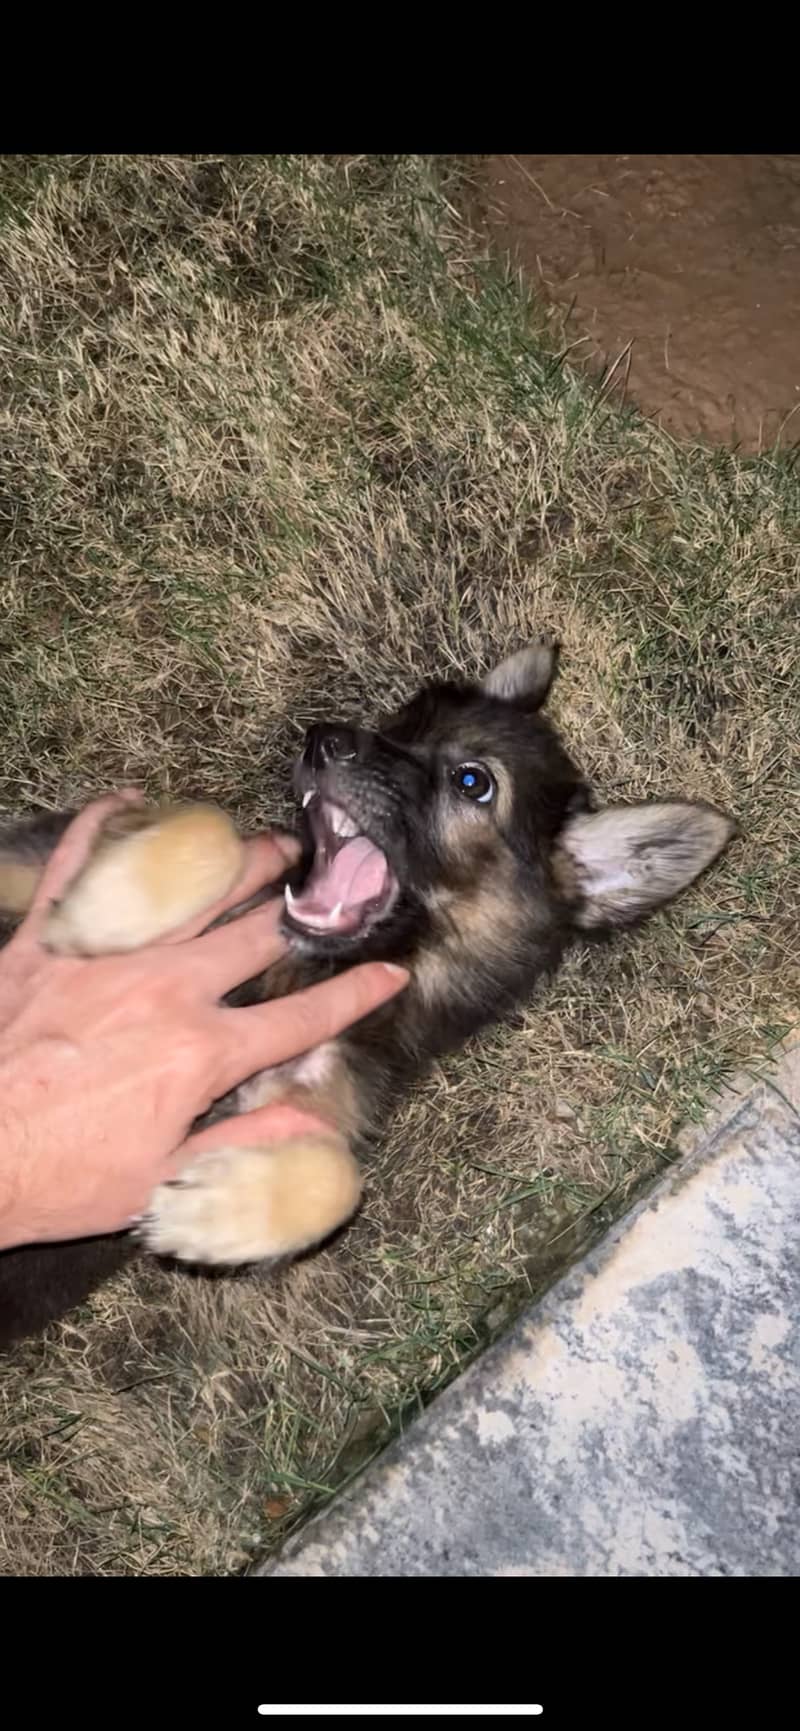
(0, 155, 797, 1575)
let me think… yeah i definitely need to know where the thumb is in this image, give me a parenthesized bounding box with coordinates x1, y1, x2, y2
(173, 1098, 339, 1171)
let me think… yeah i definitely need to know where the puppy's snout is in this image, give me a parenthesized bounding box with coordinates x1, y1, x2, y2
(304, 724, 358, 772)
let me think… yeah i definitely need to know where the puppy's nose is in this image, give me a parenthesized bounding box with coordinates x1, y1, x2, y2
(304, 724, 358, 771)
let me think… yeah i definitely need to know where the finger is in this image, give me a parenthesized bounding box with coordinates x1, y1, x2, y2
(160, 831, 301, 946)
(24, 790, 145, 939)
(215, 961, 409, 1090)
(181, 898, 288, 998)
(175, 1097, 337, 1169)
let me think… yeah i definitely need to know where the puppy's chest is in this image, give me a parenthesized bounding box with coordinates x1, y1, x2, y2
(222, 951, 403, 1141)
(237, 1041, 338, 1109)
(236, 1039, 364, 1142)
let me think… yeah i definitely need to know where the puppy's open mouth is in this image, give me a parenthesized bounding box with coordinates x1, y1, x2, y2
(284, 798, 397, 938)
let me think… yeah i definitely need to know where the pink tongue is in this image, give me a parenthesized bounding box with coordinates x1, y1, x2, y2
(295, 836, 389, 918)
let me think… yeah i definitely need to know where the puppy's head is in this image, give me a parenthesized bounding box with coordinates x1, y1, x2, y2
(283, 637, 736, 992)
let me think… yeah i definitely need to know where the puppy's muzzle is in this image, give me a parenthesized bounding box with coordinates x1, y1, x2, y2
(304, 724, 359, 772)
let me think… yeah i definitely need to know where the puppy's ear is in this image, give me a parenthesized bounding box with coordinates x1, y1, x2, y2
(555, 801, 737, 930)
(482, 634, 559, 711)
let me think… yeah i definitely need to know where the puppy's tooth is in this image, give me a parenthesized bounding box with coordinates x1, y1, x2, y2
(302, 792, 313, 808)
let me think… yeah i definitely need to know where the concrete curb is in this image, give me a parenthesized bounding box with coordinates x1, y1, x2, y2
(257, 1040, 800, 1577)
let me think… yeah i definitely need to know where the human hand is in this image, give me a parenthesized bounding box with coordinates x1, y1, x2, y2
(0, 795, 407, 1249)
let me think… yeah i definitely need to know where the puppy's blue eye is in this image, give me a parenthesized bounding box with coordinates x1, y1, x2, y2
(453, 762, 494, 804)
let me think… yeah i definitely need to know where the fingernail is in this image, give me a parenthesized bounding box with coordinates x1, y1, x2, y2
(381, 963, 410, 982)
(273, 832, 302, 863)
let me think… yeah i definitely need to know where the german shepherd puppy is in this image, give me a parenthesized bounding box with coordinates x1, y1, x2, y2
(0, 637, 735, 1345)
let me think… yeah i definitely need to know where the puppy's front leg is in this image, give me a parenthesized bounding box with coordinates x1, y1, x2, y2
(43, 802, 246, 955)
(140, 1132, 362, 1267)
(140, 1049, 364, 1267)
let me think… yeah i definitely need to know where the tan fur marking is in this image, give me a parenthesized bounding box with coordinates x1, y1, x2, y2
(44, 803, 245, 954)
(142, 1135, 362, 1265)
(488, 761, 514, 830)
(416, 868, 522, 1007)
(413, 945, 453, 1008)
(0, 859, 42, 916)
(552, 845, 581, 901)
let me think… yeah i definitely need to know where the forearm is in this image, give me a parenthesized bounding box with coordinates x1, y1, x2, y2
(0, 1104, 36, 1249)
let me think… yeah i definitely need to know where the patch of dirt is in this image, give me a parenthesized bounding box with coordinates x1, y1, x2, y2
(466, 154, 800, 452)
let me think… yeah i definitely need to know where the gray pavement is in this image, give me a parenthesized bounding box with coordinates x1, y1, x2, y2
(258, 1043, 800, 1577)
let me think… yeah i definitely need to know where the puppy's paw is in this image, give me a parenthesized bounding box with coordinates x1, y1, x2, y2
(139, 1136, 363, 1267)
(43, 803, 245, 955)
